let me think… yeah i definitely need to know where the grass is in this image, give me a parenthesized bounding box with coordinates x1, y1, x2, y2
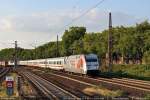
(145, 94, 150, 99)
(22, 80, 34, 95)
(83, 84, 125, 97)
(83, 85, 124, 97)
(100, 64, 150, 81)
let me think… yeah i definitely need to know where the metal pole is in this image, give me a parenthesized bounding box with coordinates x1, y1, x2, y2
(14, 41, 18, 68)
(30, 42, 37, 59)
(56, 35, 59, 57)
(108, 12, 113, 71)
(45, 49, 47, 68)
(34, 45, 37, 59)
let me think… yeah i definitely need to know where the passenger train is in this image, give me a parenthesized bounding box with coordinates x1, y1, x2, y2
(11, 54, 100, 74)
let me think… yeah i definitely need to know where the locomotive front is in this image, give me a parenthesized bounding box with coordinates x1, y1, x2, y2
(85, 54, 100, 74)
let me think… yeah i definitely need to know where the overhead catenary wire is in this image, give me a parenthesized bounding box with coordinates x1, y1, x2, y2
(56, 0, 106, 34)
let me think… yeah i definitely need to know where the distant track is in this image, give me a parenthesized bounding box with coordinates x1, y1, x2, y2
(116, 78, 150, 85)
(94, 77, 150, 91)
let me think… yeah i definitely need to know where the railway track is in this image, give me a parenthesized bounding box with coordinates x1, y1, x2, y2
(0, 68, 5, 74)
(97, 78, 150, 92)
(0, 67, 10, 81)
(24, 66, 150, 98)
(20, 70, 80, 100)
(17, 73, 46, 99)
(57, 70, 150, 91)
(115, 78, 150, 85)
(37, 69, 150, 97)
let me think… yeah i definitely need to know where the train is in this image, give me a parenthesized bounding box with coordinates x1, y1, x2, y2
(3, 54, 100, 74)
(19, 54, 100, 74)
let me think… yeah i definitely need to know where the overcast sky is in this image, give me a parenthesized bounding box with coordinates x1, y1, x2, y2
(0, 0, 149, 49)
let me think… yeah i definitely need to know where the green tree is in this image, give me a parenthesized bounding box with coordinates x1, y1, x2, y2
(62, 26, 86, 55)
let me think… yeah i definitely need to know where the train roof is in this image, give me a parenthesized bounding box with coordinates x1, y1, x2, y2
(19, 53, 98, 62)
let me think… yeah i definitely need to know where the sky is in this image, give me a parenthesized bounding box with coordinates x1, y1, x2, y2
(0, 0, 150, 49)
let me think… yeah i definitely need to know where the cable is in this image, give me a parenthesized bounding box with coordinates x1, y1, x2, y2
(72, 0, 80, 9)
(56, 0, 106, 33)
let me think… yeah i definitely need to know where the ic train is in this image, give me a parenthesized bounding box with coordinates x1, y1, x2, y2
(18, 54, 100, 74)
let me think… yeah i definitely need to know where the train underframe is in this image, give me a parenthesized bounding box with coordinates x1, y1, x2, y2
(87, 70, 100, 75)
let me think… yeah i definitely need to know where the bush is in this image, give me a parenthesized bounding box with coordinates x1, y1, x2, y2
(111, 64, 150, 80)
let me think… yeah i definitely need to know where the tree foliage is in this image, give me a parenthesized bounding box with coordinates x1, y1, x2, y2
(0, 21, 150, 64)
(62, 26, 86, 55)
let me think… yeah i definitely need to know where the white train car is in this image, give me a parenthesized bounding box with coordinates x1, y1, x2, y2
(19, 57, 65, 70)
(20, 59, 47, 67)
(46, 57, 65, 70)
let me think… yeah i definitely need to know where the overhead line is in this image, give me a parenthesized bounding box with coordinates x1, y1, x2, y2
(56, 0, 106, 34)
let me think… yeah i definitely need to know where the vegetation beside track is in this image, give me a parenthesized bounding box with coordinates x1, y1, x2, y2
(83, 85, 124, 97)
(100, 64, 150, 81)
(145, 94, 150, 99)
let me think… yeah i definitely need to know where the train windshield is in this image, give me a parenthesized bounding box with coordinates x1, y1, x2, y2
(86, 58, 97, 62)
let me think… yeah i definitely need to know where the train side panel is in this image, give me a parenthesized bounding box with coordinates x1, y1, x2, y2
(46, 57, 64, 70)
(64, 55, 87, 74)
